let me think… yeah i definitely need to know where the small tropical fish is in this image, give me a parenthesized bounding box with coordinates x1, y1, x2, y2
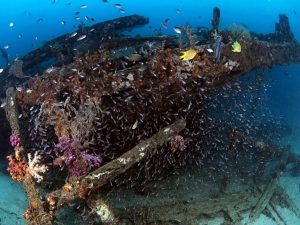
(61, 21, 66, 25)
(206, 48, 214, 53)
(232, 41, 241, 53)
(114, 3, 122, 9)
(77, 35, 86, 41)
(9, 22, 14, 27)
(18, 34, 23, 38)
(132, 120, 138, 130)
(69, 32, 77, 38)
(119, 8, 125, 13)
(176, 9, 181, 14)
(0, 68, 3, 73)
(80, 4, 88, 9)
(173, 27, 182, 34)
(3, 45, 10, 49)
(179, 49, 197, 61)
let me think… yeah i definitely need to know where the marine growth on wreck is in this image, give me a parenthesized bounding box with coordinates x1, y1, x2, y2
(0, 1, 300, 225)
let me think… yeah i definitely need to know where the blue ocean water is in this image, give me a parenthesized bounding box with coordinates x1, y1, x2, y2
(0, 0, 299, 60)
(0, 0, 299, 224)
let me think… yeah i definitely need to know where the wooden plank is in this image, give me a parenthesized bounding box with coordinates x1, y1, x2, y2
(246, 151, 289, 224)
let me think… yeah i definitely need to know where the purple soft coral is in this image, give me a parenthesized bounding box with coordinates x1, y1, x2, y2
(10, 133, 21, 148)
(53, 137, 73, 154)
(81, 151, 102, 168)
(53, 138, 102, 177)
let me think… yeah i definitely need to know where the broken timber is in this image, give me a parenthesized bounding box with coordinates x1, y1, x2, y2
(41, 119, 186, 222)
(228, 130, 300, 224)
(247, 150, 289, 224)
(113, 191, 261, 225)
(4, 88, 53, 225)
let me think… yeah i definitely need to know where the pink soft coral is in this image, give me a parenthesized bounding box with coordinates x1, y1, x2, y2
(10, 133, 21, 148)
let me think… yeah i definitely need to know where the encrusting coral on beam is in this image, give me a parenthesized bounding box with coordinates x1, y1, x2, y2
(46, 120, 185, 211)
(23, 119, 185, 224)
(4, 88, 53, 224)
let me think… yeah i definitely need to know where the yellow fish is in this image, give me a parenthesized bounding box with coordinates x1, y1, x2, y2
(179, 49, 197, 61)
(231, 41, 241, 53)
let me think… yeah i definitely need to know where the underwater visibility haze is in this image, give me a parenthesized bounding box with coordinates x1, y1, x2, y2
(0, 0, 300, 224)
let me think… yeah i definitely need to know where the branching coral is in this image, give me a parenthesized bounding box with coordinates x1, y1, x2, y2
(27, 152, 48, 183)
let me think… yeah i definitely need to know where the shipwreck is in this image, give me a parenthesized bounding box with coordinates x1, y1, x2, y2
(0, 7, 300, 225)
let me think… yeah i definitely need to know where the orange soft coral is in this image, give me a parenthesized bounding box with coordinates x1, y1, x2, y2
(7, 155, 28, 182)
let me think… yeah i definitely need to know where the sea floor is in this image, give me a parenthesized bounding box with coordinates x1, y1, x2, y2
(104, 135, 300, 225)
(192, 174, 300, 225)
(0, 166, 300, 225)
(1, 133, 300, 225)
